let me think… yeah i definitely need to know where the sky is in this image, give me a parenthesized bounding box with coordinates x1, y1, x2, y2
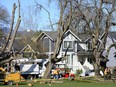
(0, 0, 59, 31)
(1, 0, 115, 31)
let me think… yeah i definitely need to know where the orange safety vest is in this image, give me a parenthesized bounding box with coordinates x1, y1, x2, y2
(53, 70, 58, 74)
(104, 68, 109, 75)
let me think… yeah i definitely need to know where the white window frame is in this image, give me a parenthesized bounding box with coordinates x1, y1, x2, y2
(63, 41, 73, 49)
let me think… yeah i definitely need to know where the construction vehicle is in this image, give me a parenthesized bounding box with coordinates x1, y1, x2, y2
(20, 63, 40, 79)
(0, 67, 21, 85)
(12, 58, 48, 79)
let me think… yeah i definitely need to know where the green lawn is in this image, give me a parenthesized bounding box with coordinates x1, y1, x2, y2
(0, 80, 115, 87)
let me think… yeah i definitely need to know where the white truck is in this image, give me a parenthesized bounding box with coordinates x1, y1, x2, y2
(12, 58, 47, 79)
(20, 64, 40, 79)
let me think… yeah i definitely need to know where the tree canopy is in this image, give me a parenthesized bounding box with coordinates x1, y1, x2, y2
(0, 4, 10, 38)
(0, 4, 10, 24)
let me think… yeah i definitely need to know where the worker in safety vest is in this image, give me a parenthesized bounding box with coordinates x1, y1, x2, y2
(53, 69, 58, 79)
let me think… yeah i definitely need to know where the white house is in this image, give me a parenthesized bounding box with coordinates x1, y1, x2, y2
(36, 30, 116, 76)
(36, 30, 92, 74)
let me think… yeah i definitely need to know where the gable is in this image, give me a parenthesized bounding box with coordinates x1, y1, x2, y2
(85, 32, 116, 48)
(63, 30, 81, 41)
(109, 32, 116, 40)
(36, 32, 55, 42)
(20, 44, 35, 53)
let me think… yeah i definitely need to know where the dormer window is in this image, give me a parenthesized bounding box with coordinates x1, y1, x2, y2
(63, 41, 73, 49)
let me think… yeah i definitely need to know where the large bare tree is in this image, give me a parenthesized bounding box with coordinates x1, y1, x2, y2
(71, 0, 116, 76)
(35, 0, 73, 78)
(0, 0, 21, 65)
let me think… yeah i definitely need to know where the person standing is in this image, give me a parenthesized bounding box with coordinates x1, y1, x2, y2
(104, 67, 111, 80)
(53, 69, 58, 79)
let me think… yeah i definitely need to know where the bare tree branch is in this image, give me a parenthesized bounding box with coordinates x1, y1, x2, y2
(7, 0, 21, 51)
(1, 3, 16, 53)
(35, 0, 54, 31)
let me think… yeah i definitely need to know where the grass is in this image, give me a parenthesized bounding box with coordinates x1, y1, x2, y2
(0, 79, 115, 87)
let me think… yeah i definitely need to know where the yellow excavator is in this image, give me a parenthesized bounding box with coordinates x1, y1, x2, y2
(0, 67, 21, 85)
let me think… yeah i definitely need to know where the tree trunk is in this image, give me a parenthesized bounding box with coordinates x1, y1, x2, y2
(93, 50, 101, 77)
(43, 60, 54, 78)
(94, 61, 101, 76)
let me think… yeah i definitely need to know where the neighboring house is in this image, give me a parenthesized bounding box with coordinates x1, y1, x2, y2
(85, 32, 116, 70)
(36, 31, 57, 53)
(102, 32, 116, 68)
(36, 30, 89, 74)
(19, 44, 38, 59)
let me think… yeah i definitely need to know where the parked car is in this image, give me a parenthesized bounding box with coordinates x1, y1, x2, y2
(81, 70, 103, 76)
(85, 70, 95, 76)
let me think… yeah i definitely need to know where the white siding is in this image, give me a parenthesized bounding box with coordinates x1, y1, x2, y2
(106, 37, 116, 67)
(107, 47, 116, 67)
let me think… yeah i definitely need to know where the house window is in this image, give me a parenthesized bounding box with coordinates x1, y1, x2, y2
(88, 41, 92, 50)
(64, 41, 73, 49)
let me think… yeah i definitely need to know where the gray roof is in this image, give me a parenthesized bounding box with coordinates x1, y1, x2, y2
(44, 31, 57, 41)
(84, 31, 116, 42)
(109, 32, 116, 40)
